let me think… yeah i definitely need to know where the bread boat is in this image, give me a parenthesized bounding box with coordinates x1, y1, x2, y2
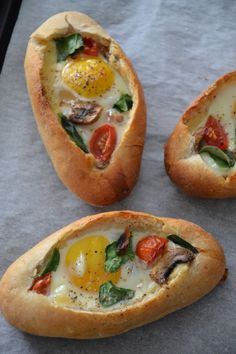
(25, 12, 146, 206)
(165, 71, 236, 197)
(0, 211, 225, 338)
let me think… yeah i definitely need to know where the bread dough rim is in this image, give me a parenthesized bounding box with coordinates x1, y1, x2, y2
(165, 71, 236, 198)
(0, 210, 225, 338)
(24, 12, 146, 206)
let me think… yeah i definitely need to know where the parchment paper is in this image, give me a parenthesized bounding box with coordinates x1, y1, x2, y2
(0, 0, 236, 353)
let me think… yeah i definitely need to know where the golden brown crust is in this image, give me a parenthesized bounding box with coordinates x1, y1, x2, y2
(165, 71, 236, 198)
(0, 211, 225, 338)
(24, 12, 146, 206)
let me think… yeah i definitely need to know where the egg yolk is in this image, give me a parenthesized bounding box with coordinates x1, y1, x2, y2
(62, 57, 114, 98)
(65, 235, 120, 292)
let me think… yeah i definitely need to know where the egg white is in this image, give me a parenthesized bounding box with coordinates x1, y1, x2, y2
(49, 228, 160, 311)
(49, 227, 189, 312)
(193, 81, 236, 175)
(42, 42, 132, 149)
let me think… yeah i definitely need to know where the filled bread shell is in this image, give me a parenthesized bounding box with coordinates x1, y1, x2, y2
(24, 12, 146, 206)
(0, 211, 225, 339)
(165, 71, 236, 198)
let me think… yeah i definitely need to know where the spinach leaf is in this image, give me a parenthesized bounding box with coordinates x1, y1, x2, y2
(55, 34, 83, 62)
(40, 248, 60, 276)
(60, 114, 89, 153)
(99, 281, 135, 307)
(105, 242, 123, 272)
(224, 150, 236, 166)
(113, 94, 133, 112)
(105, 232, 135, 273)
(200, 145, 235, 168)
(167, 235, 198, 254)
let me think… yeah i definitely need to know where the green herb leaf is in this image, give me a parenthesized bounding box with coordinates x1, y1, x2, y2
(99, 281, 135, 307)
(200, 145, 235, 168)
(105, 243, 123, 272)
(224, 150, 236, 166)
(40, 248, 60, 276)
(122, 238, 135, 263)
(113, 94, 133, 112)
(167, 235, 199, 254)
(60, 114, 89, 153)
(55, 34, 83, 62)
(105, 232, 135, 273)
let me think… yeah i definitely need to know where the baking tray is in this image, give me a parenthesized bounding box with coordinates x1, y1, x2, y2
(0, 0, 235, 353)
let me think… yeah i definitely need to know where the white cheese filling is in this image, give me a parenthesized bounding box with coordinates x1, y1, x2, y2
(192, 81, 236, 176)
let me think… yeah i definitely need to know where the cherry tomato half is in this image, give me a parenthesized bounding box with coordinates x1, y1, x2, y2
(30, 273, 51, 295)
(203, 116, 228, 150)
(89, 124, 117, 162)
(83, 38, 99, 56)
(136, 236, 168, 265)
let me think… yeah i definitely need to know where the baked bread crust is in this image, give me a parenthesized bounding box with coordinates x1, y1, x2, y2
(165, 71, 236, 198)
(24, 12, 146, 206)
(0, 211, 225, 339)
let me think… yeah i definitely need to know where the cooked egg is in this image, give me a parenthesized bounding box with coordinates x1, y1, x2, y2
(42, 42, 132, 150)
(62, 56, 114, 98)
(49, 229, 163, 311)
(49, 228, 190, 311)
(65, 235, 120, 292)
(200, 152, 235, 176)
(194, 82, 236, 150)
(191, 81, 236, 175)
(207, 82, 236, 151)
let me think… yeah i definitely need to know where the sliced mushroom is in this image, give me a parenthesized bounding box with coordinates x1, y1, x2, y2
(116, 228, 131, 256)
(150, 248, 195, 285)
(68, 102, 102, 125)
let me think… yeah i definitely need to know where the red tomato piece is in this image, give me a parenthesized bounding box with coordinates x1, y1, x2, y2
(83, 38, 99, 56)
(30, 273, 51, 295)
(203, 115, 228, 150)
(136, 236, 168, 265)
(89, 124, 117, 162)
